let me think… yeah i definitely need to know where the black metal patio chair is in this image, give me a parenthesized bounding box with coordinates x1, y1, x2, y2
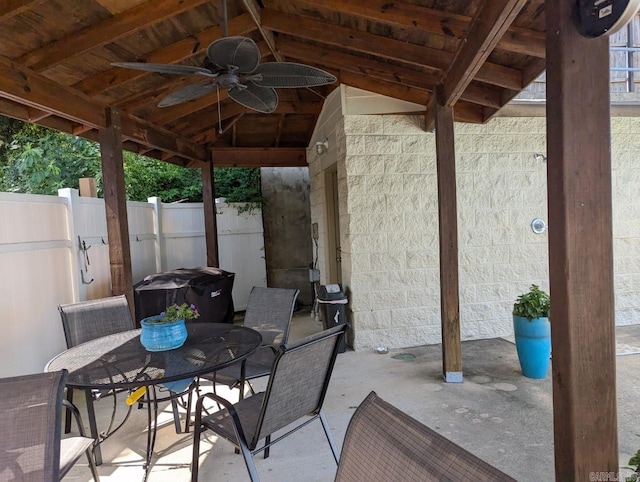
(203, 286, 299, 399)
(191, 323, 346, 482)
(335, 391, 516, 482)
(0, 369, 99, 481)
(58, 295, 192, 464)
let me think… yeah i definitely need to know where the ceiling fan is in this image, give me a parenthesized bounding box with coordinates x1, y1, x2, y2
(112, 3, 336, 114)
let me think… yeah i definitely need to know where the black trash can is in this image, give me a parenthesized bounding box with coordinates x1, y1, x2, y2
(133, 267, 235, 326)
(318, 284, 348, 353)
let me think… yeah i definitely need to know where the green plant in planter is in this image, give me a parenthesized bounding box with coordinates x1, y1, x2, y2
(149, 303, 200, 323)
(513, 284, 550, 321)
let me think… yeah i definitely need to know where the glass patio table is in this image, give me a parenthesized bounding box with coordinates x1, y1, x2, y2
(46, 322, 262, 480)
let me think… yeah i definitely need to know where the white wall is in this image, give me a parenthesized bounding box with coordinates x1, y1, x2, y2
(309, 101, 640, 350)
(0, 191, 266, 376)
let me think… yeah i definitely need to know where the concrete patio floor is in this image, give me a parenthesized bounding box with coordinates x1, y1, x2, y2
(65, 311, 640, 482)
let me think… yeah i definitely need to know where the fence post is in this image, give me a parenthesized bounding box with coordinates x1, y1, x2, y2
(58, 188, 86, 302)
(148, 197, 165, 273)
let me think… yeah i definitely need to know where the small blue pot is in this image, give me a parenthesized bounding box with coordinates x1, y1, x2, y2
(513, 315, 551, 379)
(140, 316, 188, 352)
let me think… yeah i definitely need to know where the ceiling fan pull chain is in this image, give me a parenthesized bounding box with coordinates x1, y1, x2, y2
(217, 86, 223, 134)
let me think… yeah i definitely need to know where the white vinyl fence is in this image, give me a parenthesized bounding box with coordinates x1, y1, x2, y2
(0, 189, 266, 377)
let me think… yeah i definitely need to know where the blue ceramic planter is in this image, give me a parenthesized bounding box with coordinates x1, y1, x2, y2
(513, 315, 551, 379)
(140, 316, 188, 352)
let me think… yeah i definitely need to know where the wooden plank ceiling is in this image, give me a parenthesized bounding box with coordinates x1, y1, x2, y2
(0, 0, 545, 168)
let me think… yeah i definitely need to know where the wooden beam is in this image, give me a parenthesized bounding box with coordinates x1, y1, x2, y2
(210, 147, 306, 167)
(99, 107, 135, 317)
(0, 0, 40, 18)
(17, 0, 211, 72)
(274, 114, 285, 147)
(75, 13, 255, 95)
(0, 55, 105, 127)
(262, 9, 523, 91)
(186, 101, 323, 143)
(435, 99, 462, 383)
(0, 54, 207, 163)
(241, 0, 284, 62)
(546, 1, 618, 479)
(438, 0, 525, 107)
(425, 98, 436, 133)
(339, 70, 485, 124)
(277, 38, 503, 109)
(202, 159, 219, 268)
(293, 0, 545, 58)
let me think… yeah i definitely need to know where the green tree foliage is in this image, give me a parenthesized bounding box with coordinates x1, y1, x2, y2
(0, 118, 262, 206)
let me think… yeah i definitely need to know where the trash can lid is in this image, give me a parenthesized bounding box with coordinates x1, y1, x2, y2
(318, 284, 347, 301)
(134, 267, 234, 291)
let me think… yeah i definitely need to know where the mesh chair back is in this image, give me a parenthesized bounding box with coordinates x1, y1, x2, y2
(243, 287, 299, 346)
(252, 323, 345, 445)
(59, 295, 134, 348)
(335, 391, 516, 482)
(0, 370, 67, 481)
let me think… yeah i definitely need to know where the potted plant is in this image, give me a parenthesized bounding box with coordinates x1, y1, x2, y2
(512, 284, 551, 379)
(140, 303, 199, 352)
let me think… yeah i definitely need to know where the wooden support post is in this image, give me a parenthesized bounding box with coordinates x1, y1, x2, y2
(202, 156, 219, 267)
(545, 2, 618, 479)
(99, 107, 134, 317)
(435, 95, 462, 383)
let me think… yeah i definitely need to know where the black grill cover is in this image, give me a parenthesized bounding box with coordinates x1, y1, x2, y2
(133, 267, 235, 326)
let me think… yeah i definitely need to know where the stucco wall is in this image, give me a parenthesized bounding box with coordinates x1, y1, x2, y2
(309, 114, 640, 350)
(260, 167, 313, 306)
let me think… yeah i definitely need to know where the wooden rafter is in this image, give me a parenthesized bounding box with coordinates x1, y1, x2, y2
(262, 9, 523, 91)
(438, 0, 526, 107)
(0, 55, 207, 163)
(241, 0, 284, 62)
(0, 0, 40, 19)
(338, 70, 485, 124)
(293, 0, 545, 59)
(75, 13, 256, 96)
(277, 38, 503, 109)
(17, 0, 212, 72)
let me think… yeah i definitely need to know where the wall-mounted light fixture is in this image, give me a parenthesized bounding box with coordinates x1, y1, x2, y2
(531, 218, 548, 234)
(533, 152, 547, 163)
(315, 139, 329, 156)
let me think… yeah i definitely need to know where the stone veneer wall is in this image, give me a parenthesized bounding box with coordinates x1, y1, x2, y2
(308, 114, 640, 350)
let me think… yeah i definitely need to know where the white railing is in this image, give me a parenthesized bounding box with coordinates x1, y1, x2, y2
(0, 189, 267, 377)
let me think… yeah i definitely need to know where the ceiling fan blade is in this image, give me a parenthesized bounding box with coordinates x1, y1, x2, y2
(207, 36, 260, 73)
(158, 82, 218, 107)
(252, 63, 337, 88)
(228, 84, 278, 114)
(111, 62, 214, 76)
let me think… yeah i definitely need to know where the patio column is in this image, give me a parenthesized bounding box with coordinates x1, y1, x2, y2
(99, 107, 134, 316)
(202, 153, 219, 267)
(435, 98, 462, 383)
(545, 2, 618, 479)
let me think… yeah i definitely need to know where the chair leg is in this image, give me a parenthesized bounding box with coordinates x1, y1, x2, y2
(191, 420, 202, 482)
(319, 411, 340, 465)
(84, 389, 102, 466)
(64, 388, 74, 434)
(85, 445, 101, 481)
(238, 439, 260, 482)
(264, 435, 270, 459)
